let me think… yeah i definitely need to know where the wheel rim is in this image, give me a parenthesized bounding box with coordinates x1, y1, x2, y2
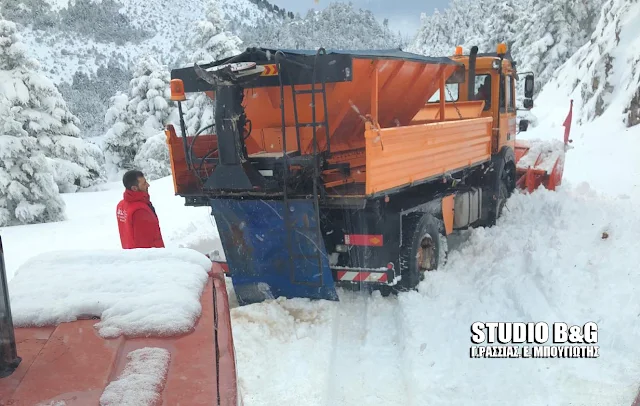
(416, 234, 436, 272)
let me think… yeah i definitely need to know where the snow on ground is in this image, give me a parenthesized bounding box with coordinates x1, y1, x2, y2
(519, 91, 640, 201)
(0, 176, 222, 281)
(9, 248, 211, 338)
(232, 184, 640, 406)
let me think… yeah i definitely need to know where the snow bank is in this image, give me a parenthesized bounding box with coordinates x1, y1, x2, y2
(231, 186, 640, 406)
(100, 347, 171, 406)
(0, 176, 222, 281)
(520, 106, 640, 200)
(8, 248, 211, 338)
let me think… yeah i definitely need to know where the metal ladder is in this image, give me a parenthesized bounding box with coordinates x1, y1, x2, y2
(274, 49, 330, 287)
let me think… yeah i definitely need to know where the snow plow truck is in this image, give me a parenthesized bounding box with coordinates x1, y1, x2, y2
(165, 44, 569, 306)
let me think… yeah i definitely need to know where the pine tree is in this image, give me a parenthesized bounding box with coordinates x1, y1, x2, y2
(186, 0, 243, 66)
(103, 55, 175, 169)
(0, 15, 66, 226)
(409, 0, 604, 101)
(0, 13, 105, 193)
(133, 132, 171, 181)
(183, 0, 243, 136)
(103, 92, 145, 170)
(538, 0, 637, 126)
(238, 3, 402, 55)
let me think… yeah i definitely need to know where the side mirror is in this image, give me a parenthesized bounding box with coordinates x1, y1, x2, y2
(519, 119, 529, 132)
(524, 74, 534, 99)
(523, 98, 534, 109)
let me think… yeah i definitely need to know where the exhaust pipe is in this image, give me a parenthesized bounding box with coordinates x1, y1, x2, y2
(0, 236, 21, 379)
(467, 46, 478, 101)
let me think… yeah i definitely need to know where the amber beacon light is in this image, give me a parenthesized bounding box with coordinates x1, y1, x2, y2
(170, 79, 187, 102)
(496, 43, 508, 56)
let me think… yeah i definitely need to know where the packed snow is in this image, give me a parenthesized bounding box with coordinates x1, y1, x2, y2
(9, 248, 211, 338)
(2, 0, 640, 404)
(231, 185, 640, 406)
(99, 347, 171, 406)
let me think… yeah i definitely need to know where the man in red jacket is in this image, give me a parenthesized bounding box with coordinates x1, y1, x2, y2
(116, 170, 165, 249)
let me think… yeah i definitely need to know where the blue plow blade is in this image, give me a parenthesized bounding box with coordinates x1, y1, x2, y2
(210, 198, 339, 306)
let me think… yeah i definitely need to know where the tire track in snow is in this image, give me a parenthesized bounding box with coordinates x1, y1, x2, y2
(324, 289, 410, 406)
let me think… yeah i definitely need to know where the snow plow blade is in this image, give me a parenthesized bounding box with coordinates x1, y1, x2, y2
(515, 100, 573, 193)
(210, 198, 339, 306)
(514, 139, 567, 192)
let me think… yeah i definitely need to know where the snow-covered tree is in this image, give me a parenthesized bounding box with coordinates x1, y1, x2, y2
(0, 15, 67, 226)
(133, 132, 171, 181)
(186, 0, 243, 66)
(534, 0, 640, 127)
(183, 0, 243, 136)
(239, 2, 402, 51)
(103, 55, 175, 170)
(0, 98, 66, 226)
(0, 13, 105, 193)
(409, 0, 604, 103)
(103, 92, 145, 170)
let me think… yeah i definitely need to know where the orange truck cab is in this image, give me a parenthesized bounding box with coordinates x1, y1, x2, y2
(0, 240, 240, 406)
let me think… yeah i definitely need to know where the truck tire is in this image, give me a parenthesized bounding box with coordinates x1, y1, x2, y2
(488, 148, 516, 226)
(396, 213, 443, 292)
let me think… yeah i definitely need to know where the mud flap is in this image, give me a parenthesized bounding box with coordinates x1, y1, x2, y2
(210, 198, 339, 306)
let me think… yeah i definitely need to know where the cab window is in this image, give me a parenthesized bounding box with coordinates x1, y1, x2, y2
(509, 76, 516, 110)
(503, 75, 512, 110)
(474, 74, 491, 111)
(428, 83, 459, 103)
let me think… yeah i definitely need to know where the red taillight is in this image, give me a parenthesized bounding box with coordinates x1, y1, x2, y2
(344, 234, 383, 247)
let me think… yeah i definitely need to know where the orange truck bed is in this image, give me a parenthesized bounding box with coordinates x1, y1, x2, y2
(364, 117, 493, 195)
(168, 48, 494, 198)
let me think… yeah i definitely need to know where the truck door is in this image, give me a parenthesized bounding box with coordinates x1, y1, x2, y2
(498, 73, 517, 150)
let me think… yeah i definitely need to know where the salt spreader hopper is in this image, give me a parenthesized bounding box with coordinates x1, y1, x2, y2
(166, 45, 567, 305)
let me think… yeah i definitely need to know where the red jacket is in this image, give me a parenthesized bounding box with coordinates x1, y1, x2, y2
(116, 190, 165, 249)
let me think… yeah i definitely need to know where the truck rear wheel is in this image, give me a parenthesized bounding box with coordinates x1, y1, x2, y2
(395, 213, 443, 292)
(488, 149, 516, 226)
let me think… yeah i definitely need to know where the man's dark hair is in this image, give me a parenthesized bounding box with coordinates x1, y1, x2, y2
(123, 170, 144, 190)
